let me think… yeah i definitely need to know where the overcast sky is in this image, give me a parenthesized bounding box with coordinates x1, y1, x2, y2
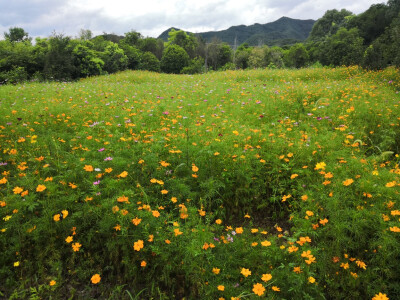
(0, 0, 386, 39)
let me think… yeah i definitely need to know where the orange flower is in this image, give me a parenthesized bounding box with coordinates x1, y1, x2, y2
(192, 164, 199, 172)
(271, 286, 280, 292)
(118, 171, 128, 178)
(386, 181, 396, 188)
(161, 189, 168, 194)
(241, 268, 251, 277)
(141, 261, 147, 267)
(261, 273, 272, 282)
(174, 228, 183, 236)
(13, 187, 23, 194)
(217, 285, 225, 291)
(235, 227, 243, 234)
(152, 210, 160, 217)
(215, 219, 222, 225)
(105, 168, 113, 173)
(53, 214, 60, 222)
(117, 195, 129, 203)
(261, 240, 271, 247)
(212, 268, 220, 274)
(91, 274, 101, 284)
(133, 240, 144, 251)
(343, 178, 354, 186)
(132, 217, 142, 226)
(84, 165, 93, 172)
(372, 293, 389, 300)
(49, 280, 56, 286)
(0, 177, 7, 184)
(65, 236, 73, 243)
(253, 283, 265, 296)
(72, 242, 82, 252)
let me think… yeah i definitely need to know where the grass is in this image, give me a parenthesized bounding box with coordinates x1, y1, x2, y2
(0, 66, 400, 299)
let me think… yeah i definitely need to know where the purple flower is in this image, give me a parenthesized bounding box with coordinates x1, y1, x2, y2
(104, 157, 113, 161)
(98, 148, 105, 152)
(93, 180, 100, 185)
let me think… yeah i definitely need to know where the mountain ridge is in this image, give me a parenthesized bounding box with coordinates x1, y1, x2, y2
(158, 17, 316, 47)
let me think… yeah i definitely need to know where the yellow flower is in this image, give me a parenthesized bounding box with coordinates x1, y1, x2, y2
(49, 280, 56, 286)
(217, 285, 225, 291)
(152, 210, 160, 218)
(291, 174, 298, 179)
(261, 273, 272, 282)
(161, 189, 168, 194)
(308, 276, 316, 283)
(192, 164, 199, 172)
(14, 261, 20, 267)
(212, 268, 220, 274)
(252, 283, 265, 296)
(53, 214, 60, 222)
(0, 177, 7, 184)
(315, 162, 326, 170)
(65, 236, 73, 243)
(215, 219, 222, 225)
(241, 268, 251, 277)
(91, 274, 101, 284)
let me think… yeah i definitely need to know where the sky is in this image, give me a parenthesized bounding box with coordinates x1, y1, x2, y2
(0, 0, 386, 39)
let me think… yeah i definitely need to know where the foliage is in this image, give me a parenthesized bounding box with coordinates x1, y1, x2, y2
(308, 9, 353, 41)
(160, 45, 189, 74)
(283, 43, 309, 68)
(181, 57, 205, 74)
(102, 43, 128, 74)
(140, 52, 160, 72)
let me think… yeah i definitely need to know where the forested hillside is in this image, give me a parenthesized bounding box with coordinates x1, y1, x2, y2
(0, 0, 399, 84)
(158, 17, 315, 47)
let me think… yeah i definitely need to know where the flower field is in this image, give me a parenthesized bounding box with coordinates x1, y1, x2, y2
(1, 67, 400, 299)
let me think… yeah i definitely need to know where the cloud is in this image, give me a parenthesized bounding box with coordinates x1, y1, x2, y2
(0, 0, 385, 39)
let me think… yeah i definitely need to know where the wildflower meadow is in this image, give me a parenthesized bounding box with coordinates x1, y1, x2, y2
(0, 67, 399, 299)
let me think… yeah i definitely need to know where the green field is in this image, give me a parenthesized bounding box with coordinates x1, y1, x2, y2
(1, 67, 399, 299)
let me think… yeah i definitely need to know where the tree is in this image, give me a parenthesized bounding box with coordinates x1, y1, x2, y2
(43, 33, 76, 80)
(4, 27, 31, 42)
(248, 47, 265, 68)
(320, 28, 364, 66)
(234, 44, 251, 69)
(140, 38, 164, 60)
(102, 42, 128, 74)
(160, 45, 189, 73)
(308, 9, 354, 41)
(167, 29, 198, 58)
(347, 4, 392, 45)
(77, 29, 93, 41)
(284, 43, 309, 68)
(140, 52, 160, 72)
(73, 43, 104, 77)
(122, 30, 143, 47)
(119, 44, 142, 70)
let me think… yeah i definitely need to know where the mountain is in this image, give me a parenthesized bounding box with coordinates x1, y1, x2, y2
(158, 17, 316, 47)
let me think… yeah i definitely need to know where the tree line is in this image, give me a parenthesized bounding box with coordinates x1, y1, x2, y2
(1, 0, 399, 84)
